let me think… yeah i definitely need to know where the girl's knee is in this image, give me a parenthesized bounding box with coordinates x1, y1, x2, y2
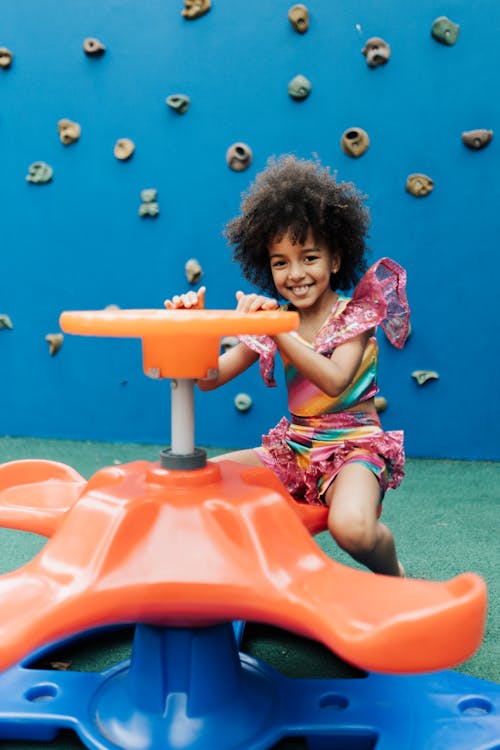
(328, 512, 377, 556)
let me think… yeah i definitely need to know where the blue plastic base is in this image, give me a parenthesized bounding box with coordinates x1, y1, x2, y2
(0, 623, 498, 750)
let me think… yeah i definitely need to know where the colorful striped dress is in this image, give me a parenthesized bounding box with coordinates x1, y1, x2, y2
(240, 257, 410, 506)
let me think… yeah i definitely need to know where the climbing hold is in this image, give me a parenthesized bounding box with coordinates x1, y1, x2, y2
(362, 37, 391, 68)
(166, 94, 190, 114)
(431, 17, 459, 46)
(221, 336, 239, 353)
(83, 37, 106, 56)
(26, 162, 53, 184)
(57, 119, 81, 146)
(374, 396, 388, 413)
(181, 0, 211, 20)
(288, 5, 310, 34)
(45, 333, 64, 356)
(340, 127, 370, 158)
(406, 174, 434, 197)
(0, 314, 13, 330)
(114, 138, 135, 161)
(0, 47, 13, 69)
(185, 258, 203, 284)
(288, 74, 311, 100)
(412, 370, 439, 386)
(234, 393, 252, 412)
(462, 129, 494, 150)
(138, 189, 159, 218)
(226, 142, 253, 172)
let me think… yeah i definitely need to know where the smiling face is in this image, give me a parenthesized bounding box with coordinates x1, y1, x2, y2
(268, 228, 340, 312)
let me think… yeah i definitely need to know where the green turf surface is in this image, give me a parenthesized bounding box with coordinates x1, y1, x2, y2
(0, 437, 497, 748)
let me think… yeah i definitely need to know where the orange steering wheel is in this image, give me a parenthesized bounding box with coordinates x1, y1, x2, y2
(60, 308, 299, 379)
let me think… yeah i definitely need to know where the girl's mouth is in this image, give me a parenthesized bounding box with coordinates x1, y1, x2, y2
(289, 284, 311, 297)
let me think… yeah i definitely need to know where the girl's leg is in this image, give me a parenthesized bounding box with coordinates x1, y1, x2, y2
(325, 463, 403, 577)
(209, 448, 266, 466)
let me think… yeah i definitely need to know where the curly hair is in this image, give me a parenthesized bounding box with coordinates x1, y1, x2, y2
(224, 154, 370, 296)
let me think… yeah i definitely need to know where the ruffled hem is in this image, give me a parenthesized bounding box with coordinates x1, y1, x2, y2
(258, 416, 405, 506)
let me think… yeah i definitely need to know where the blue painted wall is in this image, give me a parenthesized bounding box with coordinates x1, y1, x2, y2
(0, 0, 498, 460)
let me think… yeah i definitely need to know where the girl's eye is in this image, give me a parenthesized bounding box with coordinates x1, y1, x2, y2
(271, 260, 286, 268)
(305, 255, 319, 263)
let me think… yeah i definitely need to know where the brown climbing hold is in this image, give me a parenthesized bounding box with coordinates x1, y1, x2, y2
(226, 143, 253, 172)
(411, 370, 439, 386)
(0, 47, 14, 69)
(340, 127, 370, 158)
(83, 38, 106, 56)
(374, 396, 388, 413)
(114, 138, 135, 161)
(406, 174, 434, 197)
(362, 37, 391, 68)
(58, 119, 81, 146)
(45, 333, 64, 356)
(181, 0, 211, 20)
(462, 129, 494, 150)
(288, 5, 310, 33)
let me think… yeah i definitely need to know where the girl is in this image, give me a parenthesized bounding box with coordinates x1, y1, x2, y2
(166, 155, 409, 577)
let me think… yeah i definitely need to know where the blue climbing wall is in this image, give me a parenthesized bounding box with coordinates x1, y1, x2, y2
(0, 0, 498, 460)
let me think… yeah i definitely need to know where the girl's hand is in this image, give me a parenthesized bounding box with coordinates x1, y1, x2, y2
(164, 286, 206, 310)
(235, 291, 278, 313)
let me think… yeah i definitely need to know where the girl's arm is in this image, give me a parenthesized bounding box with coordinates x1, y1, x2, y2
(196, 343, 259, 391)
(199, 291, 278, 390)
(273, 329, 372, 398)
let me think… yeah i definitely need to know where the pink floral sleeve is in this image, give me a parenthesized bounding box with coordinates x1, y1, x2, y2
(239, 257, 410, 386)
(315, 257, 410, 353)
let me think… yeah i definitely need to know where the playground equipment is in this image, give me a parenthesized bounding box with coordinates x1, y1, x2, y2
(0, 306, 497, 749)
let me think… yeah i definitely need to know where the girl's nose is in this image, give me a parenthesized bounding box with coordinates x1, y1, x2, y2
(288, 262, 305, 280)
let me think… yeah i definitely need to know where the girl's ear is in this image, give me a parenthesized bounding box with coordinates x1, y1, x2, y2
(330, 253, 341, 275)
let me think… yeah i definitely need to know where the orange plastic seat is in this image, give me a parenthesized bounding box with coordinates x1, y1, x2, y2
(0, 459, 86, 536)
(0, 459, 486, 675)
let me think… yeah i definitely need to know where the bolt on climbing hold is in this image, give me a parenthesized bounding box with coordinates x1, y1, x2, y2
(83, 37, 106, 56)
(138, 189, 159, 218)
(288, 74, 311, 100)
(462, 129, 494, 150)
(412, 370, 439, 386)
(45, 333, 64, 356)
(362, 37, 391, 68)
(0, 314, 13, 330)
(234, 393, 252, 412)
(374, 396, 388, 413)
(58, 119, 81, 146)
(181, 0, 211, 20)
(0, 47, 13, 69)
(226, 142, 253, 172)
(26, 161, 53, 184)
(185, 258, 203, 284)
(431, 17, 459, 46)
(340, 127, 370, 158)
(288, 5, 310, 33)
(114, 138, 135, 160)
(406, 173, 434, 197)
(166, 94, 190, 114)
